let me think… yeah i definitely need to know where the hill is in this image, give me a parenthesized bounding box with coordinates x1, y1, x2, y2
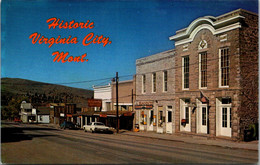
(1, 78, 94, 108)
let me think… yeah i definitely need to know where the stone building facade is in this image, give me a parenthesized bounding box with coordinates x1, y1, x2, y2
(169, 9, 258, 140)
(135, 49, 175, 134)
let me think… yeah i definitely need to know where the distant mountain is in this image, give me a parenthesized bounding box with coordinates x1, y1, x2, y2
(1, 78, 94, 108)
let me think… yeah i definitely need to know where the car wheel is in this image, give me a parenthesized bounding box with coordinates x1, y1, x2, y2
(91, 129, 94, 133)
(84, 128, 87, 132)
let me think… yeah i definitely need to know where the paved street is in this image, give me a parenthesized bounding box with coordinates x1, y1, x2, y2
(1, 122, 258, 164)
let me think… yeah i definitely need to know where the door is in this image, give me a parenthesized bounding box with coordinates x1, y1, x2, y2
(181, 106, 191, 132)
(198, 105, 208, 134)
(220, 107, 231, 137)
(147, 110, 154, 131)
(166, 107, 173, 134)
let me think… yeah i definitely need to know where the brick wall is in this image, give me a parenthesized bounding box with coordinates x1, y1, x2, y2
(238, 10, 258, 138)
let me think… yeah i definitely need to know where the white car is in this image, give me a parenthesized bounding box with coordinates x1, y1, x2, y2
(83, 122, 110, 133)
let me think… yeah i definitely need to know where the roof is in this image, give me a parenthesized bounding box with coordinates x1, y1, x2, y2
(21, 103, 32, 109)
(37, 107, 51, 115)
(169, 9, 257, 46)
(73, 110, 134, 117)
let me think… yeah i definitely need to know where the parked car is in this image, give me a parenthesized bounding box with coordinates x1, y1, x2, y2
(60, 121, 77, 130)
(83, 122, 110, 133)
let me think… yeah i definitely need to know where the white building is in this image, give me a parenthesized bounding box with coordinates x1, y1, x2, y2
(93, 83, 112, 111)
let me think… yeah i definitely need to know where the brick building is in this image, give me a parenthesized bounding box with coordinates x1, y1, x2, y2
(169, 9, 258, 140)
(135, 49, 175, 134)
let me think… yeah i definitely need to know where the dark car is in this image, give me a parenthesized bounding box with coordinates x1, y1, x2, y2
(60, 121, 77, 130)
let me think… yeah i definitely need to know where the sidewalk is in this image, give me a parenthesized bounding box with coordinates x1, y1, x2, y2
(120, 131, 258, 151)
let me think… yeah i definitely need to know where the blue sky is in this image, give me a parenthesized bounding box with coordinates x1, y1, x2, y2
(1, 0, 258, 89)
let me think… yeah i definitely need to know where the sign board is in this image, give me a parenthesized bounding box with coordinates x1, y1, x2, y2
(135, 105, 153, 109)
(60, 113, 65, 117)
(88, 99, 102, 107)
(32, 108, 37, 115)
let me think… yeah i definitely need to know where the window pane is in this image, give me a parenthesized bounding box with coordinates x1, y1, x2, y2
(222, 108, 227, 127)
(164, 71, 168, 92)
(153, 73, 156, 92)
(168, 111, 172, 122)
(142, 75, 146, 93)
(202, 107, 206, 125)
(183, 56, 189, 88)
(200, 52, 207, 87)
(185, 107, 189, 123)
(220, 48, 230, 86)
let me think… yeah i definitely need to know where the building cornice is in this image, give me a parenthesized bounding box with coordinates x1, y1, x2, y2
(169, 9, 250, 46)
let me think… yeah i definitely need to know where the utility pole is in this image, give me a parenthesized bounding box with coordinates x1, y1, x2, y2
(116, 72, 119, 133)
(131, 89, 133, 112)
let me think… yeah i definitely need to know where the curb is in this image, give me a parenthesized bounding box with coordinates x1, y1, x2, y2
(120, 132, 258, 151)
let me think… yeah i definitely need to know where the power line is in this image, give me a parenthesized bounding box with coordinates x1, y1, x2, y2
(2, 52, 243, 86)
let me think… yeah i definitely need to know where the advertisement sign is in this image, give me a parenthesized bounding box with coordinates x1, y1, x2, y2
(88, 99, 102, 107)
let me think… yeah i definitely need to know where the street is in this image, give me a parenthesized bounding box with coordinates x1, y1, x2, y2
(1, 122, 258, 164)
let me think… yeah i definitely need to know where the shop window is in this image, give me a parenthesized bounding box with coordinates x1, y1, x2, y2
(150, 110, 154, 124)
(153, 115, 156, 126)
(158, 110, 163, 127)
(141, 111, 147, 125)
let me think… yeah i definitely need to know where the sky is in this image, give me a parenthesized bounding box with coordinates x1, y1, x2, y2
(1, 0, 258, 90)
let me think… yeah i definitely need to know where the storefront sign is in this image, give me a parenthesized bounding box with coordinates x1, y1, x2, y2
(88, 99, 102, 107)
(135, 105, 153, 109)
(100, 114, 107, 117)
(135, 101, 153, 109)
(60, 113, 65, 117)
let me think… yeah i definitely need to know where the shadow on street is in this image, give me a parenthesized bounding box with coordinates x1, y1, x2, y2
(1, 126, 58, 143)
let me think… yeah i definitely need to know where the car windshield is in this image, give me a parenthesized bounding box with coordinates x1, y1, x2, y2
(95, 123, 104, 126)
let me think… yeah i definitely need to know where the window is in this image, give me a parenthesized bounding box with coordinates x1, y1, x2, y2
(168, 111, 172, 122)
(200, 52, 207, 88)
(142, 75, 146, 93)
(219, 48, 230, 87)
(183, 56, 189, 89)
(222, 108, 227, 127)
(152, 73, 156, 93)
(202, 107, 206, 126)
(185, 107, 189, 123)
(150, 110, 153, 124)
(230, 108, 232, 127)
(163, 71, 168, 92)
(159, 111, 163, 121)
